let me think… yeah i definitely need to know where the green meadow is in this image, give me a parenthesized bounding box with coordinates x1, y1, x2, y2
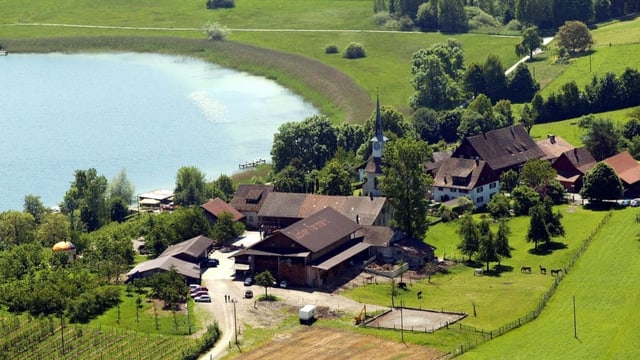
(460, 208, 640, 359)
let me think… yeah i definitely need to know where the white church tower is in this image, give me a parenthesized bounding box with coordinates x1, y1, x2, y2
(362, 94, 388, 197)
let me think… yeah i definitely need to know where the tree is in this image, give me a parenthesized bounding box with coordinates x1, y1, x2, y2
(520, 159, 557, 196)
(107, 168, 135, 205)
(271, 115, 338, 173)
(422, 261, 439, 283)
(493, 99, 515, 128)
(519, 104, 536, 134)
(23, 195, 49, 225)
(488, 193, 512, 219)
(462, 62, 486, 97)
(255, 270, 276, 298)
(495, 220, 512, 264)
(483, 55, 508, 103)
(439, 0, 468, 33)
(580, 116, 619, 161)
(416, 0, 439, 31)
(37, 213, 71, 248)
(150, 268, 188, 309)
(556, 20, 594, 55)
(477, 219, 498, 271)
(211, 212, 244, 245)
(500, 169, 519, 193)
(214, 174, 235, 201)
(343, 42, 367, 59)
(0, 211, 36, 250)
(379, 138, 432, 238)
(62, 168, 108, 232)
(511, 185, 541, 215)
(526, 203, 550, 249)
(202, 21, 230, 41)
(580, 163, 623, 202)
(174, 166, 206, 206)
(109, 196, 130, 223)
(317, 158, 353, 196)
(515, 27, 543, 60)
(457, 214, 479, 261)
(508, 63, 539, 103)
(206, 0, 235, 9)
(413, 107, 441, 143)
(273, 164, 306, 193)
(410, 41, 464, 110)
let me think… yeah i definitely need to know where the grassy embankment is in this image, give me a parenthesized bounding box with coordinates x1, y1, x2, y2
(0, 0, 520, 122)
(459, 207, 640, 359)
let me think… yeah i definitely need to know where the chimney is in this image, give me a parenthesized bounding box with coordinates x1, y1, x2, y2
(356, 214, 360, 224)
(548, 134, 556, 144)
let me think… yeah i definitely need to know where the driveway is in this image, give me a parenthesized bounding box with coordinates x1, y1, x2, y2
(197, 232, 386, 360)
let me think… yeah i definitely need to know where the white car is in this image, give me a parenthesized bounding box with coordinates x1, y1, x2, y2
(631, 199, 640, 207)
(194, 294, 212, 303)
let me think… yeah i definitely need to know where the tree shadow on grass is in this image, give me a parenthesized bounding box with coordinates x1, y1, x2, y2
(583, 201, 618, 212)
(528, 241, 568, 255)
(482, 264, 514, 277)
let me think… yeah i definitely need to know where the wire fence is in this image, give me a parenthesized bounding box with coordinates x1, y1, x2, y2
(446, 210, 613, 358)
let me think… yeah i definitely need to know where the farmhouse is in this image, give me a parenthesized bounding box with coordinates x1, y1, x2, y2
(431, 157, 498, 207)
(602, 151, 640, 197)
(229, 184, 274, 229)
(201, 197, 245, 227)
(356, 226, 436, 269)
(233, 207, 365, 287)
(552, 147, 597, 193)
(125, 235, 214, 283)
(451, 124, 545, 174)
(536, 134, 575, 162)
(137, 189, 175, 212)
(257, 192, 391, 233)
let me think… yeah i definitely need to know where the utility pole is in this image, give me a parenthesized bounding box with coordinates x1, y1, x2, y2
(400, 301, 404, 343)
(186, 297, 192, 335)
(573, 295, 577, 339)
(60, 312, 65, 355)
(233, 299, 238, 345)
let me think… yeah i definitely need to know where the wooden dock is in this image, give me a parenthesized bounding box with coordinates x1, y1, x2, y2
(239, 158, 266, 169)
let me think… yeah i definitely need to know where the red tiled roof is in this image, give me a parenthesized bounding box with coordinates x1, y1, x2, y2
(603, 151, 640, 185)
(201, 198, 245, 222)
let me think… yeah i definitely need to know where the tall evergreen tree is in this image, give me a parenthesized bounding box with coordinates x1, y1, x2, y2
(457, 214, 479, 261)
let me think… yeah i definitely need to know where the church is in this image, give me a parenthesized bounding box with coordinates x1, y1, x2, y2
(361, 94, 387, 197)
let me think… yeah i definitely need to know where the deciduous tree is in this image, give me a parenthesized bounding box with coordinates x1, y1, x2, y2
(515, 26, 543, 60)
(255, 270, 276, 298)
(580, 162, 623, 202)
(556, 20, 594, 54)
(379, 138, 432, 238)
(174, 166, 207, 207)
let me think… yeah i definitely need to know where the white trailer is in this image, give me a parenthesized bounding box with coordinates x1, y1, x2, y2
(299, 304, 317, 324)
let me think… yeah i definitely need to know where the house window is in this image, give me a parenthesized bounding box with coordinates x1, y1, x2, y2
(477, 196, 484, 203)
(476, 186, 483, 193)
(451, 188, 457, 193)
(438, 187, 443, 191)
(489, 183, 496, 189)
(460, 189, 468, 193)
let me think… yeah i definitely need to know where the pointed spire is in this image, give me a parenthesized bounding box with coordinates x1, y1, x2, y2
(375, 92, 383, 140)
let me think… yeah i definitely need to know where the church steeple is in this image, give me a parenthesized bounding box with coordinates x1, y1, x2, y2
(370, 93, 388, 159)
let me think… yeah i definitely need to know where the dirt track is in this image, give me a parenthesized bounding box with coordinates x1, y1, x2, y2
(235, 327, 446, 360)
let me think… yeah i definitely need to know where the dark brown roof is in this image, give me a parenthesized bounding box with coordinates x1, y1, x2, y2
(312, 242, 371, 271)
(126, 256, 200, 280)
(425, 150, 453, 174)
(432, 157, 489, 190)
(201, 198, 245, 222)
(159, 235, 213, 259)
(258, 193, 387, 225)
(229, 184, 275, 212)
(603, 151, 640, 185)
(281, 207, 361, 253)
(356, 226, 395, 247)
(558, 147, 597, 174)
(392, 236, 436, 256)
(454, 125, 545, 171)
(536, 135, 574, 161)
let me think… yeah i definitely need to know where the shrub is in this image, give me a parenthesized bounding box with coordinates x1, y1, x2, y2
(506, 19, 522, 31)
(206, 0, 235, 9)
(384, 18, 401, 30)
(343, 42, 367, 59)
(203, 21, 230, 41)
(398, 16, 415, 31)
(466, 6, 500, 30)
(325, 44, 339, 54)
(373, 11, 391, 27)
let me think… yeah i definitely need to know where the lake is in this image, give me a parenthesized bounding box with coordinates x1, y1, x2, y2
(0, 53, 317, 211)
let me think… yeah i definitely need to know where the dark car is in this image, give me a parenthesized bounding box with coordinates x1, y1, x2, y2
(244, 290, 253, 299)
(200, 258, 219, 268)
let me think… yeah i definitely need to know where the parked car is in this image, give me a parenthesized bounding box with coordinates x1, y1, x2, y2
(191, 290, 208, 298)
(244, 290, 253, 299)
(190, 286, 208, 294)
(200, 258, 219, 268)
(621, 199, 631, 207)
(194, 294, 212, 303)
(189, 284, 201, 291)
(279, 280, 288, 288)
(244, 276, 253, 286)
(631, 199, 640, 207)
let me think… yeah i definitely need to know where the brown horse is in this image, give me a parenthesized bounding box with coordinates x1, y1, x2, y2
(551, 269, 562, 276)
(520, 266, 532, 273)
(539, 265, 547, 275)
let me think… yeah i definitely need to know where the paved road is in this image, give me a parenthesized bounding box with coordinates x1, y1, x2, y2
(196, 232, 386, 360)
(505, 36, 554, 75)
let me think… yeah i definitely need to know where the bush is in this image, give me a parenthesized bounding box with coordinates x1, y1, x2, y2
(206, 0, 235, 9)
(506, 19, 522, 31)
(373, 11, 392, 27)
(203, 21, 230, 41)
(466, 6, 500, 30)
(343, 42, 367, 59)
(398, 16, 415, 31)
(325, 44, 339, 54)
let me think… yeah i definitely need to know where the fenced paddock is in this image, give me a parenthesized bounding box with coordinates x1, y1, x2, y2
(364, 307, 466, 333)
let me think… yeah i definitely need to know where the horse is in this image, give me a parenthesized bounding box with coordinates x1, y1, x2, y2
(539, 265, 547, 275)
(551, 269, 562, 276)
(417, 290, 423, 299)
(520, 266, 532, 273)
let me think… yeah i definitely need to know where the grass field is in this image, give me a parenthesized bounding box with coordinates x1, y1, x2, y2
(459, 207, 640, 359)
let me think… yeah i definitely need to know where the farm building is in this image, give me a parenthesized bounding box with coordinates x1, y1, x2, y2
(201, 197, 245, 227)
(229, 184, 274, 229)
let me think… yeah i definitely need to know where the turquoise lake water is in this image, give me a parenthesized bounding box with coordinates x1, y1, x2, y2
(0, 53, 317, 211)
